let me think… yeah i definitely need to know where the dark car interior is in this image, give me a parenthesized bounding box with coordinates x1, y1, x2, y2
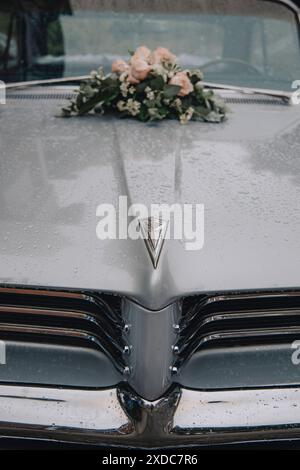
(0, 0, 71, 82)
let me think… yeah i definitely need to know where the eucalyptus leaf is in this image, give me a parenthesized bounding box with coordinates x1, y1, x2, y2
(163, 84, 181, 99)
(149, 75, 165, 91)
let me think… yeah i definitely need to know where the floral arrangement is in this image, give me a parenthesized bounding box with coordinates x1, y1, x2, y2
(62, 46, 226, 124)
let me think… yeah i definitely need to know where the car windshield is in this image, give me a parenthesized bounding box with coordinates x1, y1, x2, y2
(1, 0, 300, 91)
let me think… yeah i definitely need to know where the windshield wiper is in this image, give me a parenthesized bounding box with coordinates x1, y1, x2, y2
(5, 75, 90, 90)
(5, 76, 300, 105)
(203, 81, 300, 105)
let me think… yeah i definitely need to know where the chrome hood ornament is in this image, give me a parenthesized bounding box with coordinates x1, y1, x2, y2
(139, 217, 169, 268)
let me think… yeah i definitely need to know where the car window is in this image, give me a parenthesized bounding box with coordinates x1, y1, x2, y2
(0, 0, 299, 90)
(264, 18, 300, 81)
(0, 11, 18, 71)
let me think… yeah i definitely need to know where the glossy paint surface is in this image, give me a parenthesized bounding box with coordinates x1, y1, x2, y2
(0, 91, 300, 309)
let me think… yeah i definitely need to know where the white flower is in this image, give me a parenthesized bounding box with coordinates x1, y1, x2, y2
(97, 67, 104, 78)
(146, 91, 155, 100)
(120, 82, 129, 97)
(195, 81, 204, 91)
(119, 71, 128, 82)
(148, 108, 157, 117)
(90, 70, 98, 79)
(126, 98, 141, 116)
(167, 70, 175, 79)
(117, 100, 127, 111)
(152, 64, 168, 82)
(128, 86, 135, 94)
(186, 106, 194, 118)
(179, 114, 188, 124)
(145, 87, 152, 93)
(180, 107, 194, 124)
(172, 98, 182, 110)
(193, 69, 204, 80)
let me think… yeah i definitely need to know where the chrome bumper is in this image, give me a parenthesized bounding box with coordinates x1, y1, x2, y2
(1, 385, 300, 447)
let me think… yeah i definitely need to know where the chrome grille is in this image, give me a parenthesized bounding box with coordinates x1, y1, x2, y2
(7, 92, 75, 101)
(175, 291, 300, 369)
(0, 287, 126, 373)
(223, 95, 285, 105)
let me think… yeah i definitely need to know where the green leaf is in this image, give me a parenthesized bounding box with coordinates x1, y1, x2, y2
(101, 76, 118, 88)
(181, 95, 193, 108)
(149, 75, 165, 91)
(138, 104, 151, 122)
(76, 91, 105, 115)
(193, 105, 211, 117)
(204, 111, 224, 123)
(163, 84, 181, 99)
(61, 107, 72, 117)
(135, 81, 148, 94)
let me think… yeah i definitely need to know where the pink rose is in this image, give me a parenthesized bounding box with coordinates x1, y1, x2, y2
(131, 45, 151, 62)
(126, 72, 140, 85)
(169, 71, 193, 97)
(112, 59, 129, 74)
(150, 47, 177, 65)
(129, 57, 152, 82)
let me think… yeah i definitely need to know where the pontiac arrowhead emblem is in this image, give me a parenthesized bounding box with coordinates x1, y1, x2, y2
(139, 217, 169, 268)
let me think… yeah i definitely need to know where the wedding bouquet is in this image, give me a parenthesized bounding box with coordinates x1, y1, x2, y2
(62, 46, 227, 124)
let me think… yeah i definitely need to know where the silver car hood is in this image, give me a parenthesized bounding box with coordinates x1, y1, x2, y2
(0, 92, 300, 310)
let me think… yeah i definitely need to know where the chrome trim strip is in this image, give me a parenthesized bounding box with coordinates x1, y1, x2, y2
(173, 387, 300, 444)
(0, 287, 86, 299)
(0, 385, 132, 445)
(0, 305, 124, 352)
(186, 291, 300, 312)
(0, 286, 123, 325)
(0, 324, 125, 373)
(177, 292, 300, 366)
(177, 327, 300, 360)
(182, 308, 300, 335)
(203, 81, 299, 105)
(1, 385, 300, 447)
(0, 288, 126, 371)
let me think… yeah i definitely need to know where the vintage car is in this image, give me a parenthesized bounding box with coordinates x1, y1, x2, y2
(1, 0, 300, 449)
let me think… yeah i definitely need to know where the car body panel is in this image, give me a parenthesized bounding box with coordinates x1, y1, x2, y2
(0, 92, 300, 310)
